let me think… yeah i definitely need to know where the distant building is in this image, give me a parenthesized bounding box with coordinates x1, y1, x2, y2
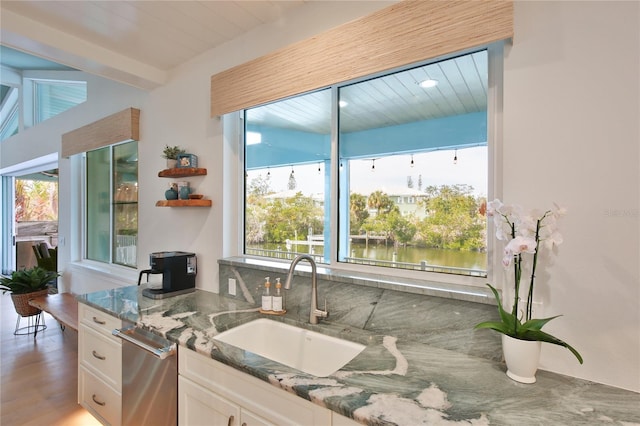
(363, 186, 428, 219)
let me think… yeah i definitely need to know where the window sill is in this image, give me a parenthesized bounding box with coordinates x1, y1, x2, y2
(218, 256, 497, 306)
(67, 260, 139, 285)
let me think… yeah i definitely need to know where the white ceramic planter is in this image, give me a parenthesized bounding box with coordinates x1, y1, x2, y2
(502, 334, 542, 384)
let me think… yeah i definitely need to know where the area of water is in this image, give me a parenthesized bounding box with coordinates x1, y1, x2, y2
(248, 242, 487, 271)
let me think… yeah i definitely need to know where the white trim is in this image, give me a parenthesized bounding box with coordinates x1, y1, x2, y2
(66, 260, 138, 294)
(487, 42, 505, 290)
(0, 152, 58, 176)
(0, 153, 59, 274)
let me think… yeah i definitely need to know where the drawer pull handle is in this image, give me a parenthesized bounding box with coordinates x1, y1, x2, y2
(92, 316, 106, 325)
(241, 423, 247, 426)
(228, 415, 234, 426)
(92, 394, 106, 406)
(92, 350, 106, 360)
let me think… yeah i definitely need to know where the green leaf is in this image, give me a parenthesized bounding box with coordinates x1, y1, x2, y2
(483, 284, 519, 334)
(521, 316, 562, 331)
(476, 284, 583, 364)
(519, 329, 584, 364)
(475, 321, 513, 335)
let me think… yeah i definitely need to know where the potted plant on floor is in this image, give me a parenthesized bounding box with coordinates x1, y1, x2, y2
(1, 267, 60, 317)
(162, 145, 185, 169)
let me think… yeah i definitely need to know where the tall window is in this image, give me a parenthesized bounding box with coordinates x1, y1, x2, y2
(245, 89, 331, 262)
(86, 141, 138, 267)
(34, 79, 87, 124)
(245, 50, 490, 278)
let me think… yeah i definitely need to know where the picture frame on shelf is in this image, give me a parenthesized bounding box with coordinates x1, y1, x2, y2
(177, 154, 198, 168)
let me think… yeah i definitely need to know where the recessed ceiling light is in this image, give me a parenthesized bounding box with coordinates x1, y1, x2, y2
(339, 100, 348, 108)
(419, 79, 439, 88)
(246, 131, 262, 145)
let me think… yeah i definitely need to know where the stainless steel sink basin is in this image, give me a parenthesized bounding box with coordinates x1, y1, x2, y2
(213, 318, 365, 377)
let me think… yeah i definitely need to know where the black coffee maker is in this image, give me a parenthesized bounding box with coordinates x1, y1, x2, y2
(138, 251, 197, 299)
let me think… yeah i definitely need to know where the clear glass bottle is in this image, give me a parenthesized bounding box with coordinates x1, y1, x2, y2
(272, 278, 284, 312)
(261, 277, 272, 311)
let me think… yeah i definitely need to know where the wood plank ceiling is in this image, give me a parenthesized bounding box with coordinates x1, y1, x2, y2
(1, 1, 306, 71)
(248, 50, 488, 134)
(1, 1, 488, 134)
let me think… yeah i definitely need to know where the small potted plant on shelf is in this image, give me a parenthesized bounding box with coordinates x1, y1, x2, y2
(162, 145, 186, 169)
(1, 267, 60, 317)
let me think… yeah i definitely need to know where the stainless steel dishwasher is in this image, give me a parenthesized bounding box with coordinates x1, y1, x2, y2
(113, 322, 177, 426)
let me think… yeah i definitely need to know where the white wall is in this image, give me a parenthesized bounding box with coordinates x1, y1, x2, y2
(142, 0, 638, 390)
(1, 0, 638, 392)
(0, 72, 147, 169)
(504, 1, 639, 391)
(137, 1, 395, 294)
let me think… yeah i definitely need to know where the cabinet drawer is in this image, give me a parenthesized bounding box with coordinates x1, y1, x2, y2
(79, 366, 122, 426)
(80, 325, 122, 391)
(79, 303, 122, 338)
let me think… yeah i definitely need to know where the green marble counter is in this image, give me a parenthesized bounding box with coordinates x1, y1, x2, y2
(78, 286, 640, 425)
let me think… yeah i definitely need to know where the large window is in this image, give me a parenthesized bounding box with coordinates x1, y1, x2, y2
(86, 141, 138, 267)
(245, 50, 490, 278)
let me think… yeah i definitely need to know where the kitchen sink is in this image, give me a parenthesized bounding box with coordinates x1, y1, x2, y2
(213, 318, 365, 377)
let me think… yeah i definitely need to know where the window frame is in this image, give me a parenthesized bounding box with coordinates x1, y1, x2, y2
(240, 43, 503, 290)
(82, 140, 138, 268)
(0, 87, 19, 142)
(31, 78, 87, 125)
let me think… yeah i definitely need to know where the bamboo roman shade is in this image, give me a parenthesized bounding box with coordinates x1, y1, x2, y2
(61, 107, 140, 157)
(210, 0, 513, 117)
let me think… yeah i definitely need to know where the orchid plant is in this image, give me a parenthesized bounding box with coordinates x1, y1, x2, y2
(475, 199, 583, 364)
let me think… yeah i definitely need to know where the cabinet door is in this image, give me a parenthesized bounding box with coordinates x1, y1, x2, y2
(179, 376, 240, 426)
(240, 409, 276, 426)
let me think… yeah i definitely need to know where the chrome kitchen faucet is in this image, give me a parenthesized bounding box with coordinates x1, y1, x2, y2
(284, 254, 329, 324)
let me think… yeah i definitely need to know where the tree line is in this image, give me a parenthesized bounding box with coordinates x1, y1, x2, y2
(246, 175, 486, 252)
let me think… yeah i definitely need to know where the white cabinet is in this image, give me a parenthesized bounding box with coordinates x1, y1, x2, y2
(78, 303, 122, 426)
(178, 375, 241, 426)
(179, 347, 331, 426)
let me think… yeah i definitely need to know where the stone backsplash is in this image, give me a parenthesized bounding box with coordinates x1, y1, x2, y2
(219, 257, 502, 361)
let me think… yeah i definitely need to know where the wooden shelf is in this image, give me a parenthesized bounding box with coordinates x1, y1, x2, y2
(156, 199, 212, 207)
(158, 167, 207, 178)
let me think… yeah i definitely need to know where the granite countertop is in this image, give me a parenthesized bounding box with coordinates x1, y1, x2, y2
(78, 286, 640, 426)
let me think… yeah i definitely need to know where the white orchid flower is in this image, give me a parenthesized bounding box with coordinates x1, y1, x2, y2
(502, 254, 513, 269)
(505, 235, 537, 255)
(543, 231, 564, 249)
(552, 203, 567, 218)
(486, 199, 503, 217)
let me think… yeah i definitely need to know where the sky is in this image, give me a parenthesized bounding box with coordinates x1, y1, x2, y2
(247, 146, 487, 198)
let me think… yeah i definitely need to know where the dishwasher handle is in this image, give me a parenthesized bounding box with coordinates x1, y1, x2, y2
(112, 326, 176, 360)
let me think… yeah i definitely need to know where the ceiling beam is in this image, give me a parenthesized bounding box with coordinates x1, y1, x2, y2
(0, 9, 167, 90)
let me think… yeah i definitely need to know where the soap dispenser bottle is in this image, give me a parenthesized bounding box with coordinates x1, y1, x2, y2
(272, 278, 285, 313)
(261, 277, 273, 312)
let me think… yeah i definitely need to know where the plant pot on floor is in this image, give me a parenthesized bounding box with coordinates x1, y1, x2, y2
(502, 334, 542, 384)
(11, 288, 49, 317)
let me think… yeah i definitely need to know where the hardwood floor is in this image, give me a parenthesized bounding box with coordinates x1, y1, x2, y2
(1, 293, 100, 426)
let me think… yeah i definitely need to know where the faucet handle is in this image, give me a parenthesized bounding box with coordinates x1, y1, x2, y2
(322, 298, 329, 318)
